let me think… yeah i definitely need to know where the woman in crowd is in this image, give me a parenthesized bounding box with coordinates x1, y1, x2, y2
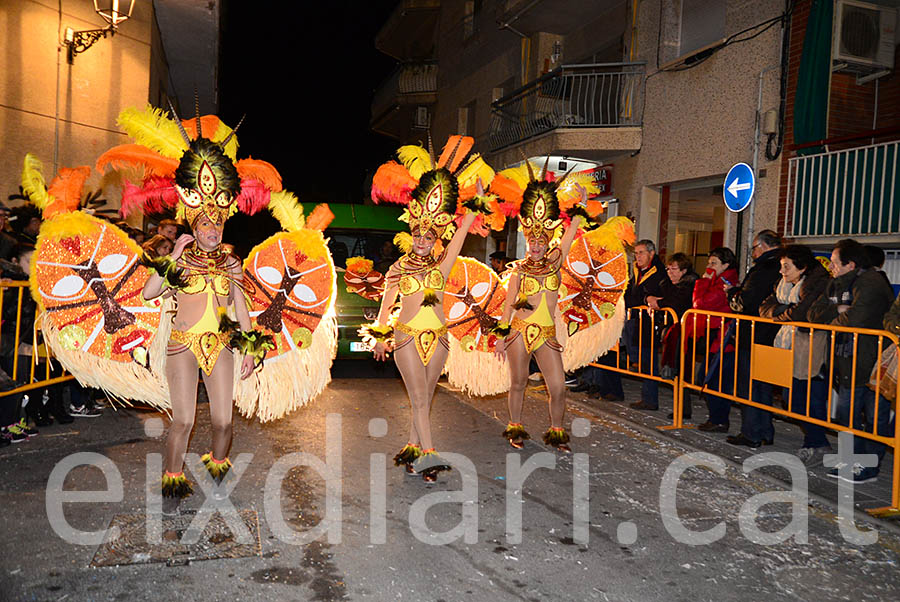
(141, 234, 174, 259)
(759, 244, 831, 465)
(687, 247, 739, 432)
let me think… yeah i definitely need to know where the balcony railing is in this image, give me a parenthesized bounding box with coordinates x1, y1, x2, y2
(371, 61, 437, 116)
(487, 62, 645, 152)
(787, 138, 899, 238)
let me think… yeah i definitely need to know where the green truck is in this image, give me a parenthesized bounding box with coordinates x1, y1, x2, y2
(303, 203, 404, 359)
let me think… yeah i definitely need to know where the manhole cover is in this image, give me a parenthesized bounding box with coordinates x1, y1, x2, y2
(91, 509, 261, 567)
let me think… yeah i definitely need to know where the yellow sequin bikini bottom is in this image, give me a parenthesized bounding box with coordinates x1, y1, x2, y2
(510, 295, 561, 354)
(168, 291, 230, 375)
(394, 307, 448, 366)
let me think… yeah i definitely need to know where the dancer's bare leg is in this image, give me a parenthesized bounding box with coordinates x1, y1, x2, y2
(505, 335, 530, 425)
(165, 348, 200, 473)
(534, 343, 566, 428)
(394, 338, 448, 451)
(202, 351, 235, 461)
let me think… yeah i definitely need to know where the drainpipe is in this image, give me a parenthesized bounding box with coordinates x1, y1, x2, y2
(747, 64, 779, 270)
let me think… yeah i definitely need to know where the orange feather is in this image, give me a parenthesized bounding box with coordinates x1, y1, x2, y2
(45, 166, 91, 218)
(96, 144, 178, 177)
(487, 173, 524, 206)
(371, 162, 416, 205)
(236, 158, 283, 192)
(182, 115, 222, 140)
(437, 135, 474, 172)
(305, 203, 334, 231)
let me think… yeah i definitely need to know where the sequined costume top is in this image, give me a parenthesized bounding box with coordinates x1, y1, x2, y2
(386, 252, 448, 366)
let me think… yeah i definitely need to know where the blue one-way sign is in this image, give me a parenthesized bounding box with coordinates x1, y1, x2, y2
(723, 163, 755, 213)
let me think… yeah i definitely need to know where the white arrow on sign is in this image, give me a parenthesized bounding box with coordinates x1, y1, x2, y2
(727, 178, 751, 198)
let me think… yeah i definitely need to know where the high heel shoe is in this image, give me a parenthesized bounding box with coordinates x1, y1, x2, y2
(502, 423, 530, 450)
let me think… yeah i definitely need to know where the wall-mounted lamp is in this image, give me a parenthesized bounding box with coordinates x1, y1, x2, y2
(64, 0, 135, 64)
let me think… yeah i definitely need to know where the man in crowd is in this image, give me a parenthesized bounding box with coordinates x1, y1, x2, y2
(156, 219, 179, 243)
(809, 239, 894, 483)
(723, 230, 783, 447)
(626, 239, 667, 411)
(489, 251, 509, 274)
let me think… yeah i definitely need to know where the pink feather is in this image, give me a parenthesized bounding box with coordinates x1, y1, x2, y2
(120, 176, 177, 216)
(236, 179, 271, 215)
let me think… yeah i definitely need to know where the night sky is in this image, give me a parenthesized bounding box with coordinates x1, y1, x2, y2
(218, 1, 400, 250)
(219, 0, 399, 203)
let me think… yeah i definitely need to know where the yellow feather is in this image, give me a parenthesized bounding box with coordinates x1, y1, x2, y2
(557, 172, 600, 206)
(268, 191, 306, 232)
(212, 119, 239, 159)
(397, 145, 432, 180)
(457, 154, 495, 189)
(393, 232, 412, 254)
(498, 163, 533, 189)
(21, 153, 53, 210)
(117, 105, 188, 159)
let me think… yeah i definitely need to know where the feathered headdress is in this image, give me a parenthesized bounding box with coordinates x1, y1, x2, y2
(21, 154, 92, 220)
(96, 103, 282, 227)
(371, 135, 495, 241)
(489, 157, 603, 243)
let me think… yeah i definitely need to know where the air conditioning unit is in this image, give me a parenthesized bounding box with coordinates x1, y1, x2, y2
(414, 106, 430, 129)
(833, 0, 897, 71)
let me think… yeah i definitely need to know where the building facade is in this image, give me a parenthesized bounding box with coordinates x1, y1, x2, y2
(372, 0, 900, 279)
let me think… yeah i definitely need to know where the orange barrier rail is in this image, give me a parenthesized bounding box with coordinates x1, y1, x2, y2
(0, 281, 74, 399)
(678, 309, 900, 518)
(587, 305, 682, 430)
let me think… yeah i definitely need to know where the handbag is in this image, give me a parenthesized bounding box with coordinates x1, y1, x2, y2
(867, 343, 898, 404)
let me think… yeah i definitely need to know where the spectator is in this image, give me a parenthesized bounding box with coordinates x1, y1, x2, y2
(647, 252, 698, 417)
(626, 239, 666, 411)
(9, 204, 41, 245)
(688, 247, 739, 431)
(375, 240, 398, 274)
(157, 219, 179, 242)
(759, 245, 830, 463)
(142, 234, 174, 259)
(721, 230, 783, 446)
(0, 205, 17, 260)
(864, 245, 891, 288)
(809, 238, 894, 483)
(0, 245, 73, 426)
(489, 251, 509, 274)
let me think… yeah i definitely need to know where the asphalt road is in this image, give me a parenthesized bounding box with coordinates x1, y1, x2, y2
(1, 375, 899, 601)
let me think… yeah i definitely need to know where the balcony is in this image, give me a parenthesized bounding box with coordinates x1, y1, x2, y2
(375, 0, 440, 61)
(371, 62, 438, 140)
(786, 135, 900, 242)
(487, 62, 645, 163)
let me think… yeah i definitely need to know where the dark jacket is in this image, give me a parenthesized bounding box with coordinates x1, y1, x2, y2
(729, 248, 782, 346)
(0, 265, 35, 358)
(625, 254, 666, 309)
(808, 268, 895, 388)
(759, 260, 830, 324)
(657, 270, 698, 319)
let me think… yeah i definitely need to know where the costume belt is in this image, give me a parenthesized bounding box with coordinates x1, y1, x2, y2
(511, 317, 557, 354)
(169, 329, 230, 375)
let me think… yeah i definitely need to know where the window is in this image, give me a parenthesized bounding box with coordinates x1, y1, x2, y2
(659, 0, 726, 65)
(458, 100, 476, 136)
(463, 0, 482, 40)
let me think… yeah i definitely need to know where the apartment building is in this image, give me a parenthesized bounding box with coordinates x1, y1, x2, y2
(0, 0, 219, 220)
(372, 0, 899, 278)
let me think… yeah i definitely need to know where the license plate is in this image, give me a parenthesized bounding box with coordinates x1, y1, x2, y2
(350, 342, 369, 352)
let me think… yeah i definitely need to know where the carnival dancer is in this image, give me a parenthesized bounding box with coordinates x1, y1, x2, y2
(25, 104, 338, 514)
(491, 160, 598, 452)
(363, 135, 496, 482)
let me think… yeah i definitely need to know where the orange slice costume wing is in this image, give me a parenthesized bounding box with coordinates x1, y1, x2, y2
(22, 156, 172, 409)
(557, 216, 633, 371)
(234, 204, 337, 422)
(442, 257, 510, 396)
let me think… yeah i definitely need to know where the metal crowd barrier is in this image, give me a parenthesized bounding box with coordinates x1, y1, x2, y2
(587, 305, 682, 429)
(678, 309, 900, 518)
(0, 281, 73, 399)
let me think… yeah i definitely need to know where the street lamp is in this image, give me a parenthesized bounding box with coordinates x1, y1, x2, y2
(64, 0, 136, 65)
